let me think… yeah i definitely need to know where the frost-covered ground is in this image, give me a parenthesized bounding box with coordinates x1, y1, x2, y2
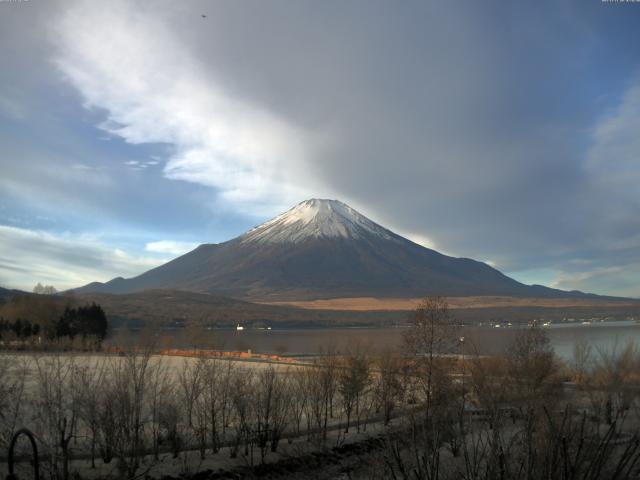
(0, 351, 389, 479)
(1, 411, 390, 480)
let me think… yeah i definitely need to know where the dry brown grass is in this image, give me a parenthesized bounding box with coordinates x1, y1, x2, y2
(258, 295, 639, 311)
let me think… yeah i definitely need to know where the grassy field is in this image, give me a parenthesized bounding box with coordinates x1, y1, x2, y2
(259, 295, 640, 311)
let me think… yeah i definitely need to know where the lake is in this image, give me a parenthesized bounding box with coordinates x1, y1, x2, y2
(199, 321, 640, 360)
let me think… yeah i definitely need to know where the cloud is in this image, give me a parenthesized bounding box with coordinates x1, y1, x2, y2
(0, 0, 638, 296)
(0, 94, 28, 121)
(546, 80, 640, 297)
(51, 0, 312, 213)
(405, 234, 438, 250)
(553, 265, 640, 299)
(145, 240, 198, 256)
(587, 80, 640, 219)
(0, 225, 166, 291)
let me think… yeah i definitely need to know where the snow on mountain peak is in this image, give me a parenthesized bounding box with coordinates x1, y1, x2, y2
(240, 199, 394, 244)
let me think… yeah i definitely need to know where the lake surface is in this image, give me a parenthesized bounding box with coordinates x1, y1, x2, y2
(201, 321, 640, 360)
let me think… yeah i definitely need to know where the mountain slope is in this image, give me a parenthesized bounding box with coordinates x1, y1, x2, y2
(73, 199, 596, 300)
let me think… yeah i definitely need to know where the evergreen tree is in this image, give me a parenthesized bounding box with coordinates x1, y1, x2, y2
(55, 304, 108, 340)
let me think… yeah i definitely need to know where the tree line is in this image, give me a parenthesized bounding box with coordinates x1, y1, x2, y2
(0, 303, 107, 345)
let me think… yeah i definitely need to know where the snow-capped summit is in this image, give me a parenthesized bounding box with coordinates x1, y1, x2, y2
(241, 199, 393, 244)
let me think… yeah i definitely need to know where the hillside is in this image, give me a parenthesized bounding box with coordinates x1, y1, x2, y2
(73, 289, 406, 328)
(74, 289, 640, 329)
(0, 286, 27, 300)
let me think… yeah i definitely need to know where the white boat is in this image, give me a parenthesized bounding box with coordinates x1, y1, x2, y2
(236, 324, 244, 331)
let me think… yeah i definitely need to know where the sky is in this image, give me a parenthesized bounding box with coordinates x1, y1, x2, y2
(1, 0, 640, 296)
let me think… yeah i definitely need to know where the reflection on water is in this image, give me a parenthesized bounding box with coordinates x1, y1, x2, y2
(194, 321, 640, 360)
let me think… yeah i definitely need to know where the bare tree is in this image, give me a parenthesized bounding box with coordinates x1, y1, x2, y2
(192, 362, 210, 460)
(107, 351, 153, 479)
(229, 367, 253, 459)
(306, 357, 338, 443)
(0, 354, 27, 449)
(374, 349, 403, 425)
(288, 367, 308, 437)
(338, 348, 370, 433)
(77, 359, 107, 468)
(572, 338, 593, 384)
(178, 358, 208, 458)
(385, 297, 461, 479)
(158, 386, 183, 459)
(146, 356, 172, 461)
(591, 340, 639, 426)
(96, 376, 118, 464)
(468, 350, 510, 429)
(33, 282, 58, 295)
(202, 359, 236, 453)
(200, 357, 223, 455)
(252, 365, 291, 463)
(505, 325, 557, 406)
(266, 368, 292, 454)
(32, 355, 81, 480)
(404, 296, 459, 413)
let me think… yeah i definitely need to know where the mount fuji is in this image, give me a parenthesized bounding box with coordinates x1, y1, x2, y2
(74, 199, 591, 300)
